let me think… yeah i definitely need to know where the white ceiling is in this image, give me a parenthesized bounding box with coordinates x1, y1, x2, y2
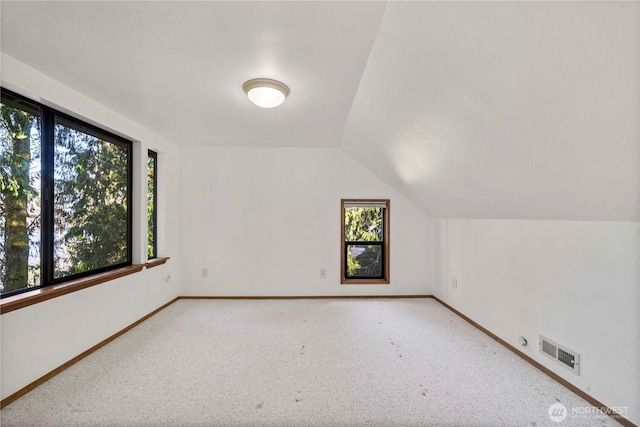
(1, 1, 387, 147)
(1, 1, 638, 221)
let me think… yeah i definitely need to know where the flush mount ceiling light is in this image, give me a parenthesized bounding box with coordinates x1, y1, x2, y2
(242, 78, 290, 108)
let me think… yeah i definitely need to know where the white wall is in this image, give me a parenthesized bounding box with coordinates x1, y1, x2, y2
(1, 267, 176, 400)
(0, 55, 182, 400)
(180, 147, 434, 296)
(435, 219, 639, 424)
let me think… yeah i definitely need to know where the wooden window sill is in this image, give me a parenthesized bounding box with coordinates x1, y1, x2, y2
(341, 279, 390, 285)
(0, 265, 145, 315)
(145, 257, 170, 269)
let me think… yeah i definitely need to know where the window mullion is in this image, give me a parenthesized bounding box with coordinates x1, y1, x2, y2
(40, 107, 54, 287)
(126, 142, 133, 265)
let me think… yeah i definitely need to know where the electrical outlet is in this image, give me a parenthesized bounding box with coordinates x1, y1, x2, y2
(452, 276, 458, 290)
(319, 268, 327, 278)
(201, 268, 209, 278)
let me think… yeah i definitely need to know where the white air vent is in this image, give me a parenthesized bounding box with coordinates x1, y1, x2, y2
(539, 335, 580, 375)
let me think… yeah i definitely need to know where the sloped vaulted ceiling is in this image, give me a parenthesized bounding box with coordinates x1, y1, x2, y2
(341, 1, 639, 221)
(1, 1, 638, 221)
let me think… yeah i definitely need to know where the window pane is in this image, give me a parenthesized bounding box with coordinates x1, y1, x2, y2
(344, 207, 383, 241)
(0, 97, 42, 294)
(346, 244, 382, 277)
(147, 150, 157, 259)
(53, 120, 128, 278)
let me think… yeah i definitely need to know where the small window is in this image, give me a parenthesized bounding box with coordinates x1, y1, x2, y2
(341, 199, 390, 284)
(147, 150, 157, 259)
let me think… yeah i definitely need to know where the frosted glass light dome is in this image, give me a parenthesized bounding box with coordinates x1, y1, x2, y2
(242, 78, 290, 108)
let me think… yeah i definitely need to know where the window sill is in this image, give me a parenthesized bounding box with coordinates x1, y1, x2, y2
(0, 264, 145, 315)
(341, 279, 390, 285)
(145, 257, 170, 269)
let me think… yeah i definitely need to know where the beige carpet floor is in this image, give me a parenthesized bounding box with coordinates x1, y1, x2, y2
(0, 298, 622, 426)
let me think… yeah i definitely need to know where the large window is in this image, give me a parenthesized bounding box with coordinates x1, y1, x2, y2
(147, 150, 157, 259)
(1, 89, 132, 297)
(341, 199, 390, 284)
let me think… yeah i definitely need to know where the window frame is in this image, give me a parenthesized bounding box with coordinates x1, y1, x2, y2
(1, 88, 133, 298)
(340, 199, 390, 285)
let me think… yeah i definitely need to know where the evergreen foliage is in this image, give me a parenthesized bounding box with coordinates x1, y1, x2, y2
(0, 103, 40, 292)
